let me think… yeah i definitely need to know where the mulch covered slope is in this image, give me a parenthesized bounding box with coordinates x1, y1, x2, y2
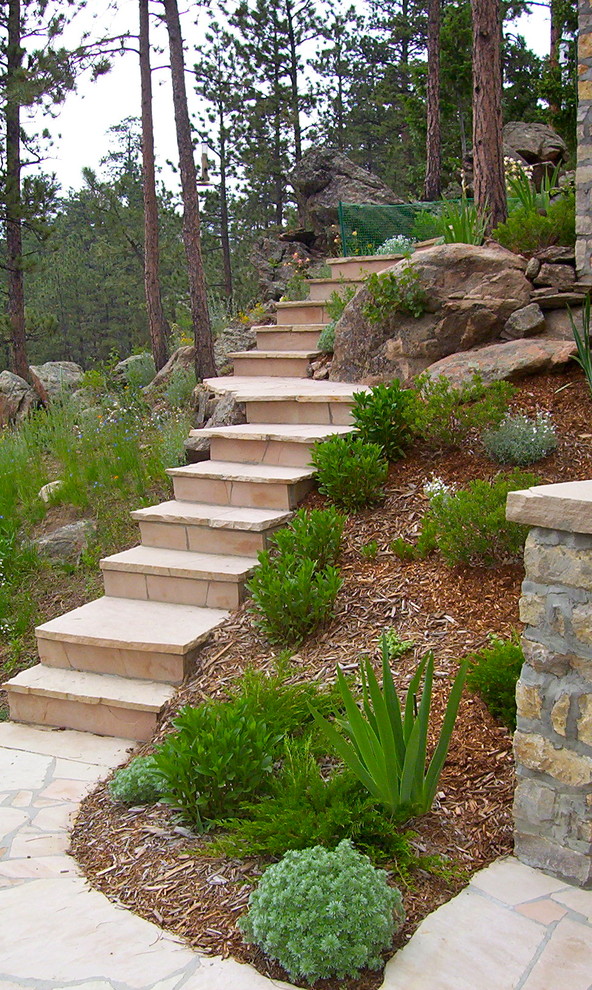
(71, 368, 592, 990)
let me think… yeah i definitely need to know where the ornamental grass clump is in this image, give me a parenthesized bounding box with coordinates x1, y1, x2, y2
(311, 434, 388, 511)
(239, 839, 405, 983)
(482, 412, 557, 465)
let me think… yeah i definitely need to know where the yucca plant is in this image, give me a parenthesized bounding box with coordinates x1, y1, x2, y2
(569, 295, 592, 394)
(311, 634, 467, 818)
(440, 196, 488, 245)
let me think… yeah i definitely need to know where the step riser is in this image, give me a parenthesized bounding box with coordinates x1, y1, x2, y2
(308, 281, 362, 301)
(210, 436, 314, 468)
(255, 330, 321, 351)
(245, 400, 353, 426)
(329, 258, 395, 279)
(172, 475, 313, 510)
(232, 356, 312, 378)
(37, 637, 189, 685)
(102, 569, 246, 611)
(276, 304, 327, 325)
(8, 692, 159, 741)
(137, 520, 274, 556)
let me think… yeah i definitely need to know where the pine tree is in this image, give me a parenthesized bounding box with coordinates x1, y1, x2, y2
(471, 0, 507, 230)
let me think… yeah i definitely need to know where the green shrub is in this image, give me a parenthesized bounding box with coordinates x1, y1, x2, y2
(325, 285, 356, 322)
(164, 367, 196, 408)
(281, 272, 310, 301)
(239, 839, 405, 983)
(424, 470, 538, 566)
(440, 196, 487, 245)
(109, 755, 165, 805)
(152, 699, 278, 829)
(363, 265, 427, 322)
(124, 353, 157, 389)
(412, 373, 514, 448)
(411, 209, 444, 241)
(228, 666, 340, 739)
(311, 434, 388, 511)
(312, 634, 467, 818)
(492, 192, 575, 254)
(352, 380, 417, 461)
(482, 412, 557, 465)
(248, 553, 342, 647)
(376, 235, 415, 255)
(360, 539, 379, 560)
(317, 320, 336, 353)
(211, 739, 415, 864)
(382, 628, 414, 660)
(269, 506, 344, 570)
(466, 634, 524, 730)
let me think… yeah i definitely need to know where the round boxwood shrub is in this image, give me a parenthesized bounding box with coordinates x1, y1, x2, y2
(239, 839, 405, 983)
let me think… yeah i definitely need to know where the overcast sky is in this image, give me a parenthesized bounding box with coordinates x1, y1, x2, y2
(44, 3, 551, 195)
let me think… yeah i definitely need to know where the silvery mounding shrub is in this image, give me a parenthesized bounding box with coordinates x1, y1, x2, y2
(482, 412, 557, 465)
(109, 755, 165, 805)
(239, 839, 405, 983)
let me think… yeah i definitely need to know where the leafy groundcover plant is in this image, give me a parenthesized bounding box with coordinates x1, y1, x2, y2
(311, 434, 388, 511)
(352, 380, 417, 461)
(239, 839, 405, 984)
(109, 755, 165, 805)
(466, 634, 525, 730)
(411, 373, 514, 449)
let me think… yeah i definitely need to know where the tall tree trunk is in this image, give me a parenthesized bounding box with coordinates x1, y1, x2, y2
(218, 108, 233, 306)
(6, 0, 28, 382)
(140, 0, 169, 371)
(424, 0, 441, 201)
(471, 0, 507, 231)
(163, 0, 216, 381)
(284, 0, 302, 161)
(548, 0, 561, 120)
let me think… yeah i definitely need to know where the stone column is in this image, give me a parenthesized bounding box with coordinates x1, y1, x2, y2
(506, 480, 592, 887)
(577, 0, 592, 280)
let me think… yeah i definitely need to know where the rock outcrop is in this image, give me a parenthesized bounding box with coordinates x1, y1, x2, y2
(330, 243, 532, 382)
(30, 361, 83, 397)
(0, 371, 37, 425)
(289, 147, 401, 245)
(424, 339, 576, 386)
(503, 121, 568, 168)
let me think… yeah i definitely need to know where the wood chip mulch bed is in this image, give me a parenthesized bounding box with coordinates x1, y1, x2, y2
(71, 369, 592, 990)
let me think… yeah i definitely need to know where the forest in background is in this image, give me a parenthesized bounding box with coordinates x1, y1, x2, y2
(0, 0, 578, 369)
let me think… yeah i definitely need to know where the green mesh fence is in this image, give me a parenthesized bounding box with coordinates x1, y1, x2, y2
(338, 201, 447, 257)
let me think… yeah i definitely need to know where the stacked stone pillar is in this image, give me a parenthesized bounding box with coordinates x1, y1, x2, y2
(577, 0, 592, 280)
(507, 480, 592, 887)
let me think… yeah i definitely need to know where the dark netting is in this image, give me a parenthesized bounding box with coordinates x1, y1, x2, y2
(338, 201, 448, 256)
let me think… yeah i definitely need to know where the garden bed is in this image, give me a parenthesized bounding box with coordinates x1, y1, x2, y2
(68, 369, 592, 987)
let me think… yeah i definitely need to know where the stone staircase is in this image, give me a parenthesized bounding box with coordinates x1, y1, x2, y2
(4, 257, 384, 743)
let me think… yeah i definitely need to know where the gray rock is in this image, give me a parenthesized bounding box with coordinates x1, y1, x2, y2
(531, 288, 589, 309)
(289, 146, 401, 244)
(215, 326, 256, 374)
(30, 361, 84, 398)
(185, 388, 247, 462)
(503, 121, 568, 167)
(112, 353, 155, 387)
(329, 243, 531, 383)
(525, 258, 541, 281)
(33, 520, 97, 564)
(502, 303, 545, 341)
(38, 481, 63, 504)
(535, 245, 576, 264)
(533, 263, 576, 292)
(144, 346, 195, 398)
(544, 306, 583, 340)
(0, 370, 36, 425)
(251, 235, 316, 302)
(424, 338, 576, 386)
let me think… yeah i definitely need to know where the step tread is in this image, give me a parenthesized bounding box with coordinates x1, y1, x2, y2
(275, 300, 326, 310)
(191, 424, 353, 443)
(253, 323, 325, 333)
(331, 253, 403, 265)
(35, 596, 229, 654)
(203, 376, 366, 403)
(100, 545, 257, 580)
(228, 350, 321, 359)
(307, 277, 363, 286)
(131, 500, 291, 530)
(5, 665, 176, 712)
(167, 460, 315, 483)
(0, 722, 132, 765)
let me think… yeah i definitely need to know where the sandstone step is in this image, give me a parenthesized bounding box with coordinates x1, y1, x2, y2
(228, 350, 320, 378)
(254, 325, 324, 351)
(0, 721, 132, 766)
(100, 545, 257, 610)
(131, 500, 290, 555)
(307, 277, 363, 301)
(275, 300, 328, 325)
(167, 460, 315, 510)
(197, 423, 354, 467)
(203, 376, 363, 426)
(34, 596, 229, 684)
(6, 665, 175, 741)
(329, 254, 403, 279)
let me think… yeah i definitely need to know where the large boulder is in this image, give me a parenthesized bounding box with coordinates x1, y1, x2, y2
(0, 370, 36, 425)
(424, 339, 576, 386)
(30, 361, 83, 398)
(112, 353, 156, 387)
(251, 233, 316, 302)
(330, 243, 532, 383)
(289, 147, 401, 244)
(503, 121, 568, 168)
(33, 519, 97, 564)
(143, 345, 195, 398)
(215, 325, 257, 374)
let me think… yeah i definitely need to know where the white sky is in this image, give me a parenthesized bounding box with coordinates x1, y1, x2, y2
(44, 2, 552, 195)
